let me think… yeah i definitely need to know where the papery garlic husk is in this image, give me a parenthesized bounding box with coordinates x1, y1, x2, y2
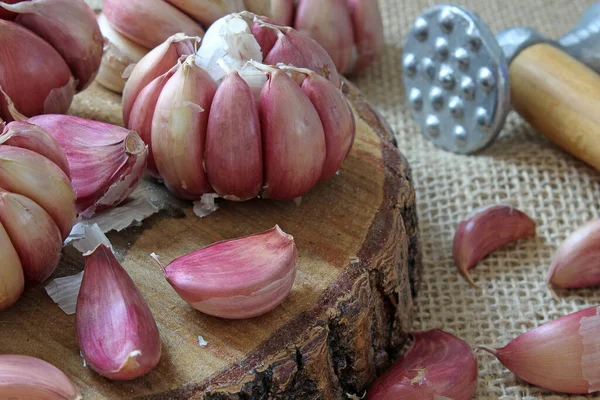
(97, 13, 149, 94)
(453, 204, 536, 288)
(244, 0, 293, 26)
(163, 225, 297, 319)
(77, 242, 161, 380)
(103, 0, 204, 50)
(294, 0, 356, 75)
(480, 306, 600, 394)
(28, 115, 148, 218)
(0, 19, 75, 122)
(122, 34, 196, 127)
(259, 69, 326, 200)
(0, 221, 24, 311)
(0, 354, 81, 399)
(205, 67, 262, 200)
(151, 56, 217, 199)
(0, 190, 62, 284)
(346, 0, 384, 74)
(0, 121, 70, 177)
(166, 0, 245, 26)
(0, 0, 103, 91)
(548, 218, 600, 288)
(367, 329, 478, 400)
(0, 146, 76, 239)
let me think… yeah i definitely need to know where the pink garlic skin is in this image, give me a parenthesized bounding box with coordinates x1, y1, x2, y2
(77, 244, 161, 380)
(205, 70, 263, 200)
(151, 58, 218, 199)
(166, 0, 245, 26)
(259, 70, 326, 200)
(0, 19, 75, 122)
(300, 72, 355, 181)
(122, 35, 196, 127)
(1, 0, 103, 91)
(102, 0, 204, 50)
(481, 306, 600, 394)
(548, 218, 600, 288)
(251, 21, 278, 56)
(0, 121, 70, 177)
(368, 329, 478, 400)
(164, 225, 297, 319)
(0, 222, 24, 312)
(346, 0, 384, 74)
(244, 0, 293, 26)
(294, 0, 355, 75)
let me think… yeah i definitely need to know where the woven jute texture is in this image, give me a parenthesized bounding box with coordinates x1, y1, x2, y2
(354, 0, 600, 398)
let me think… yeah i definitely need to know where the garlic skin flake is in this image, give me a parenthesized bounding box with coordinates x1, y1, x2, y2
(548, 218, 600, 289)
(480, 306, 600, 394)
(367, 329, 478, 400)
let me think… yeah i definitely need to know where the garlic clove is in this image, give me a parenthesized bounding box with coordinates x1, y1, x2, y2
(299, 70, 355, 181)
(0, 221, 24, 311)
(0, 19, 75, 121)
(367, 329, 478, 400)
(151, 56, 217, 199)
(259, 69, 326, 200)
(244, 0, 294, 26)
(0, 190, 62, 285)
(0, 146, 75, 239)
(453, 204, 536, 288)
(96, 13, 149, 94)
(264, 29, 310, 69)
(548, 218, 600, 289)
(128, 69, 176, 178)
(0, 0, 103, 91)
(166, 0, 245, 26)
(0, 354, 81, 399)
(162, 225, 297, 319)
(122, 34, 196, 127)
(346, 0, 384, 74)
(0, 121, 70, 177)
(102, 0, 204, 50)
(251, 21, 279, 56)
(480, 305, 600, 394)
(205, 68, 263, 201)
(77, 242, 161, 380)
(28, 115, 148, 218)
(294, 0, 356, 75)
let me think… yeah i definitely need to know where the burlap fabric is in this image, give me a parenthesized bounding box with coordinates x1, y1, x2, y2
(81, 1, 598, 398)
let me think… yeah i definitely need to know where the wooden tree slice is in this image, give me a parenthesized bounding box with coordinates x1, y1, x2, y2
(0, 81, 421, 398)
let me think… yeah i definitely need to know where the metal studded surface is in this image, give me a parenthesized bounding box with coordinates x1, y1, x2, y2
(402, 5, 511, 154)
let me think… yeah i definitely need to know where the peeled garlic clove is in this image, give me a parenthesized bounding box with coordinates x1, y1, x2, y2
(480, 306, 600, 394)
(103, 0, 204, 50)
(453, 204, 536, 288)
(367, 329, 478, 400)
(129, 70, 175, 177)
(259, 69, 326, 200)
(299, 71, 355, 181)
(0, 0, 103, 91)
(0, 147, 75, 239)
(166, 0, 245, 26)
(0, 222, 24, 311)
(0, 121, 70, 177)
(547, 219, 600, 288)
(122, 34, 196, 126)
(0, 190, 62, 284)
(294, 0, 355, 74)
(163, 225, 297, 319)
(0, 354, 81, 399)
(97, 13, 149, 94)
(0, 19, 75, 121)
(29, 115, 147, 218)
(77, 244, 161, 380)
(205, 69, 262, 201)
(346, 0, 384, 74)
(244, 0, 294, 26)
(151, 57, 217, 199)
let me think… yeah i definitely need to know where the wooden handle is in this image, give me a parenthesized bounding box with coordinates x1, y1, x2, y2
(509, 43, 600, 171)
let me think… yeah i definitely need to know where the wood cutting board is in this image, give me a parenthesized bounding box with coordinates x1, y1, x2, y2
(0, 81, 421, 399)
